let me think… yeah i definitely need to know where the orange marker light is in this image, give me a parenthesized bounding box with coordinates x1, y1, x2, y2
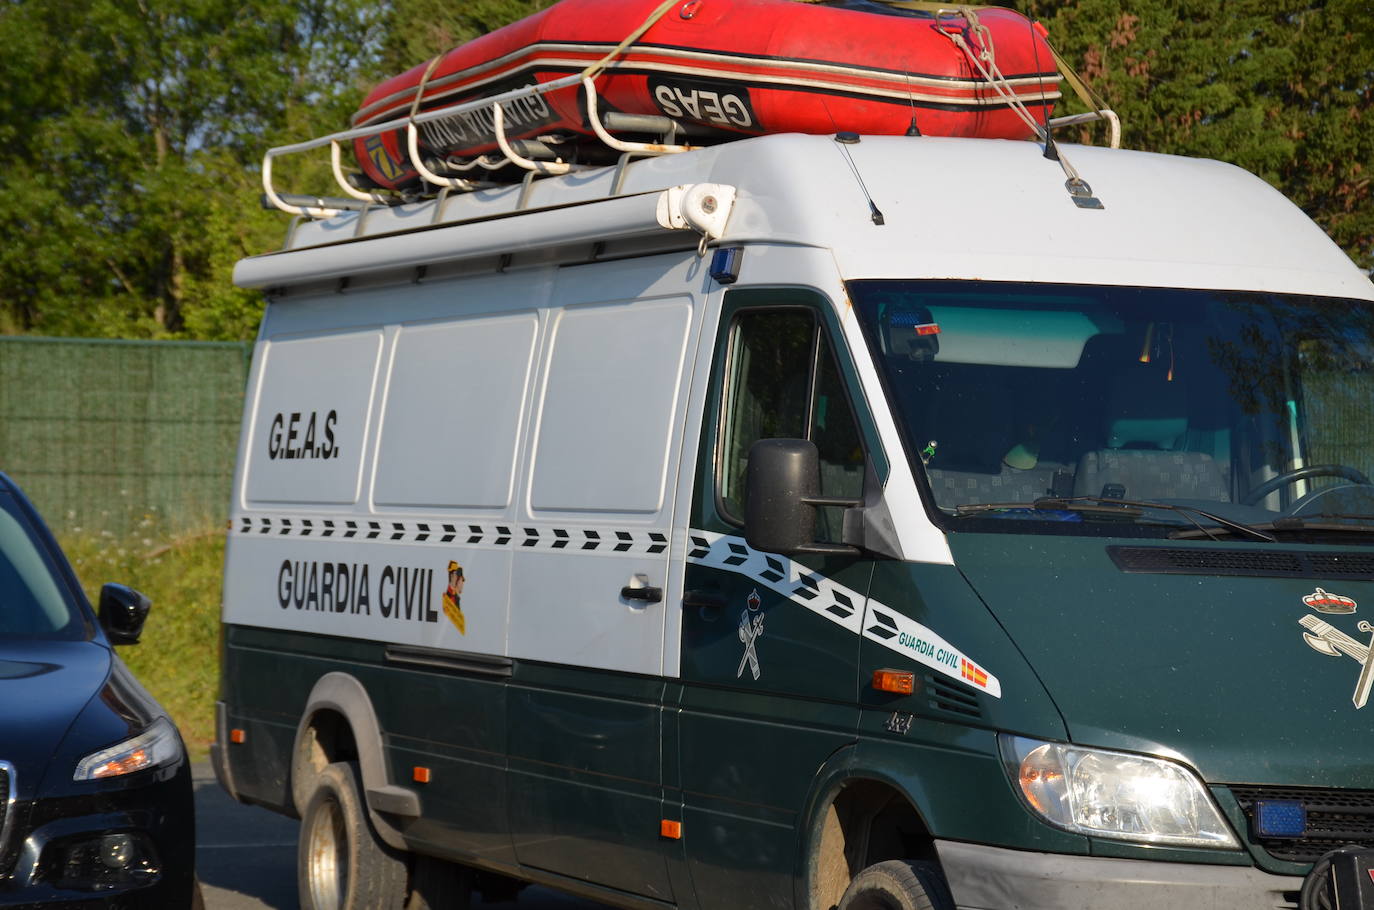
(871, 669, 916, 695)
(413, 767, 432, 784)
(229, 729, 246, 744)
(660, 820, 682, 840)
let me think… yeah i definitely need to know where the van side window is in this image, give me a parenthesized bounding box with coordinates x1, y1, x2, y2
(718, 309, 865, 531)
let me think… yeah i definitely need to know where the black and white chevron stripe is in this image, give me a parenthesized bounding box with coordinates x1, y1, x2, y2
(235, 514, 668, 555)
(685, 529, 864, 632)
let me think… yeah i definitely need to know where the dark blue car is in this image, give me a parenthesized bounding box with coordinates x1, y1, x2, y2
(0, 473, 195, 907)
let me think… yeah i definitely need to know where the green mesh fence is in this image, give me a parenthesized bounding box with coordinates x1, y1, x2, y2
(0, 337, 250, 538)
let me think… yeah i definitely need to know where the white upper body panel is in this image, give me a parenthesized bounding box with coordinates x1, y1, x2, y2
(245, 133, 1372, 302)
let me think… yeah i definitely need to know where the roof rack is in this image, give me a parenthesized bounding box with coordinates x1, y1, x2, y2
(263, 74, 701, 219)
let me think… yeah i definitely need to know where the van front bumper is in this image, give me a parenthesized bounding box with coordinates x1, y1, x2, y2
(936, 840, 1303, 910)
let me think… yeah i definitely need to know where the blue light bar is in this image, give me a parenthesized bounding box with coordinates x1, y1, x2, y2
(1254, 800, 1307, 838)
(710, 247, 742, 285)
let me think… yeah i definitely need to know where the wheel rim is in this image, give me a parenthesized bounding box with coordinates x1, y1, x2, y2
(306, 793, 349, 910)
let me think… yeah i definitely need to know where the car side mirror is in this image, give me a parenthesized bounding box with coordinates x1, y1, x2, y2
(98, 584, 151, 645)
(744, 438, 861, 557)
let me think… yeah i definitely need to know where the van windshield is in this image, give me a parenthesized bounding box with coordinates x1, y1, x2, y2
(0, 493, 87, 639)
(849, 280, 1374, 539)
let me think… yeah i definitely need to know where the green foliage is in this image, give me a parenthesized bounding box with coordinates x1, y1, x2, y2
(0, 0, 1367, 342)
(0, 0, 386, 339)
(378, 0, 555, 75)
(60, 526, 225, 761)
(1028, 0, 1374, 269)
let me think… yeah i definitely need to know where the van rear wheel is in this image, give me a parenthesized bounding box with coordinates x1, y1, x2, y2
(837, 860, 952, 910)
(299, 761, 407, 910)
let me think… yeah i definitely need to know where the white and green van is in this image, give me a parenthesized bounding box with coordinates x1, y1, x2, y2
(214, 126, 1374, 910)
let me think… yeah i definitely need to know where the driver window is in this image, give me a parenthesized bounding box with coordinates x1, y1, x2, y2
(717, 308, 865, 536)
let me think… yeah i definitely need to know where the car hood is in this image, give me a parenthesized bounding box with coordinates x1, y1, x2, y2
(953, 533, 1374, 788)
(0, 640, 111, 787)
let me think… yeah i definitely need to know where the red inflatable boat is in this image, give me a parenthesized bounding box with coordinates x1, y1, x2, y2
(353, 0, 1061, 190)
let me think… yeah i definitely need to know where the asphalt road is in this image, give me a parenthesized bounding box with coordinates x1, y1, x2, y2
(193, 763, 611, 910)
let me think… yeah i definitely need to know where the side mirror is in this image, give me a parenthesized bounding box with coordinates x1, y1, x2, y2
(744, 439, 861, 557)
(98, 584, 151, 645)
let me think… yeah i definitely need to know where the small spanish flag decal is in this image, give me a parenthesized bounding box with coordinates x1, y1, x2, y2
(960, 658, 988, 689)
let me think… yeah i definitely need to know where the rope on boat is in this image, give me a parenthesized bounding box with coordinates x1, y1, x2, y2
(407, 0, 680, 119)
(403, 0, 681, 176)
(798, 0, 1110, 196)
(581, 0, 682, 80)
(789, 0, 1114, 144)
(930, 6, 1093, 189)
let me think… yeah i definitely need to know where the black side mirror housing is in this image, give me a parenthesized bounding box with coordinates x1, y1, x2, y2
(744, 439, 861, 557)
(98, 584, 151, 645)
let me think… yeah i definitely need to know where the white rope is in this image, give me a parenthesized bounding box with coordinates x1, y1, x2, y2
(580, 0, 681, 80)
(403, 0, 681, 178)
(936, 6, 1087, 187)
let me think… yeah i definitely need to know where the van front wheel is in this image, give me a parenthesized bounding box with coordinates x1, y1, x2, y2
(837, 860, 952, 910)
(299, 761, 407, 910)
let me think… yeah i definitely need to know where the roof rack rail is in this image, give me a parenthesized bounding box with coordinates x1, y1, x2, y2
(262, 73, 698, 219)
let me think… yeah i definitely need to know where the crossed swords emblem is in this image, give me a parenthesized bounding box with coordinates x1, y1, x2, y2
(737, 589, 764, 680)
(1300, 614, 1374, 709)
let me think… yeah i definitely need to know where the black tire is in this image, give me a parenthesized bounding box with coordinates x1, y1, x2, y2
(405, 854, 473, 910)
(837, 860, 953, 910)
(298, 761, 408, 910)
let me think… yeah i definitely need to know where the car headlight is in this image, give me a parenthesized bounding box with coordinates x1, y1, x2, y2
(999, 735, 1239, 849)
(74, 717, 182, 781)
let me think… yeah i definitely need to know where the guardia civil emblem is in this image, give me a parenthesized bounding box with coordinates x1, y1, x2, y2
(1304, 588, 1357, 614)
(1298, 588, 1374, 709)
(737, 589, 764, 681)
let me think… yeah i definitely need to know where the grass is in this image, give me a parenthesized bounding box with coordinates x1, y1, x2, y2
(58, 524, 224, 762)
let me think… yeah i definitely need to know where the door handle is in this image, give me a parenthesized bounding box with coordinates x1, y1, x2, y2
(682, 590, 727, 609)
(621, 585, 663, 604)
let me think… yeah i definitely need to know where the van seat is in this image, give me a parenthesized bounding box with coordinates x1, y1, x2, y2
(928, 462, 1066, 508)
(1073, 449, 1228, 502)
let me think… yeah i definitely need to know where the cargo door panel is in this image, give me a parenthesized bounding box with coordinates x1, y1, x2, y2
(505, 259, 702, 899)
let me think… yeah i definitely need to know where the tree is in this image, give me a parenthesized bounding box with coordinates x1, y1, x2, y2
(0, 0, 1366, 342)
(0, 0, 385, 338)
(1027, 0, 1373, 270)
(378, 0, 554, 76)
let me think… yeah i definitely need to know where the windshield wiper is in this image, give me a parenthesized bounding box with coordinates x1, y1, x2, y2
(1171, 513, 1374, 540)
(956, 498, 1142, 518)
(1293, 513, 1374, 523)
(956, 496, 1276, 543)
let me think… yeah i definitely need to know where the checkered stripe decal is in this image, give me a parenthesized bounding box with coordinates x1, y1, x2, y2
(687, 529, 1001, 698)
(862, 602, 1001, 698)
(687, 530, 864, 635)
(235, 514, 668, 555)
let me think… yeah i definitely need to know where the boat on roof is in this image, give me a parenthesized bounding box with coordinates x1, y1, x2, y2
(351, 0, 1063, 190)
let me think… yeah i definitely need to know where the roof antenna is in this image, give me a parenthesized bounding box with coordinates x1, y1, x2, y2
(905, 71, 922, 136)
(835, 133, 885, 225)
(821, 100, 885, 225)
(1028, 17, 1057, 161)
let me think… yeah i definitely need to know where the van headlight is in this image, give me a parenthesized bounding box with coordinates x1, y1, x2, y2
(74, 718, 182, 781)
(999, 735, 1239, 849)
